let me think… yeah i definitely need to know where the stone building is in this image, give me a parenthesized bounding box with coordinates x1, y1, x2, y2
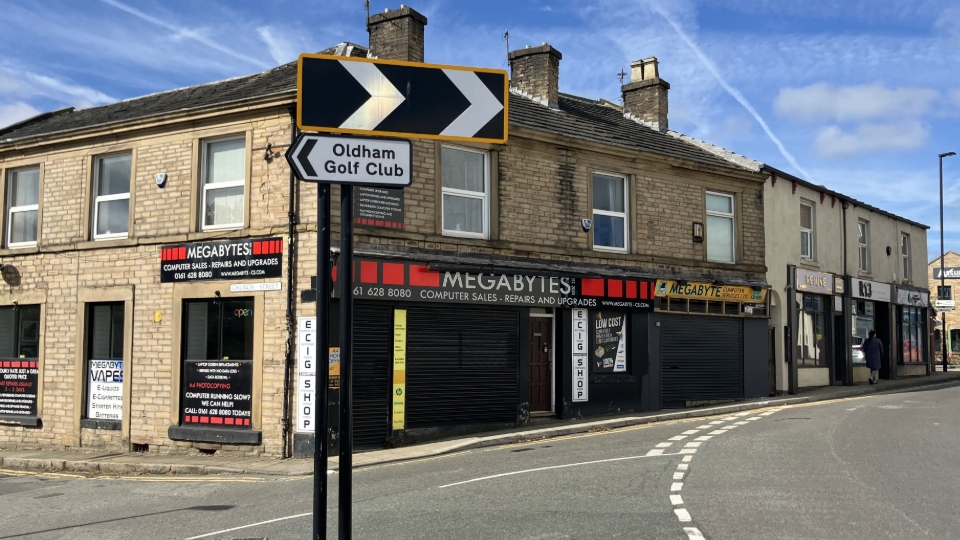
(929, 251, 960, 364)
(0, 6, 772, 458)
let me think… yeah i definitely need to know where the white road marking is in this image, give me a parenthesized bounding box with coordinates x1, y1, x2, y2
(675, 508, 692, 522)
(669, 435, 688, 441)
(438, 452, 675, 488)
(708, 430, 726, 435)
(736, 411, 751, 416)
(671, 494, 684, 505)
(679, 448, 698, 454)
(682, 456, 694, 463)
(720, 425, 736, 430)
(684, 442, 702, 448)
(673, 472, 685, 480)
(747, 417, 760, 421)
(671, 482, 683, 491)
(646, 449, 665, 456)
(677, 464, 689, 471)
(684, 526, 706, 539)
(682, 430, 700, 435)
(186, 512, 311, 539)
(760, 411, 776, 416)
(694, 436, 712, 441)
(656, 442, 674, 448)
(734, 421, 748, 425)
(695, 425, 712, 429)
(708, 420, 725, 425)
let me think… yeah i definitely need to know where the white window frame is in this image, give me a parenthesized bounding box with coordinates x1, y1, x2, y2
(201, 135, 246, 232)
(6, 166, 40, 249)
(858, 220, 870, 273)
(800, 201, 814, 260)
(901, 233, 911, 280)
(591, 171, 629, 253)
(440, 145, 489, 240)
(706, 191, 736, 263)
(92, 152, 131, 241)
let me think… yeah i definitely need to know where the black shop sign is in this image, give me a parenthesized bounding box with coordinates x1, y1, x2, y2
(182, 361, 253, 428)
(0, 360, 39, 417)
(161, 237, 283, 283)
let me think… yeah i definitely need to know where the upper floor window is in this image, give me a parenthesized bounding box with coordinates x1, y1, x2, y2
(901, 233, 911, 280)
(6, 167, 39, 248)
(858, 220, 870, 272)
(592, 173, 628, 252)
(93, 153, 131, 240)
(202, 137, 246, 231)
(800, 201, 814, 260)
(0, 304, 41, 359)
(706, 192, 735, 263)
(441, 146, 488, 239)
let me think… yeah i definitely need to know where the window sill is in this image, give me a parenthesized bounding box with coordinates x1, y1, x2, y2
(592, 246, 629, 254)
(0, 414, 40, 427)
(80, 418, 121, 431)
(0, 244, 39, 256)
(168, 425, 261, 445)
(77, 238, 137, 250)
(441, 231, 489, 240)
(798, 259, 820, 269)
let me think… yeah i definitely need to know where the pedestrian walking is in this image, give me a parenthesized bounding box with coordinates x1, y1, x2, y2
(863, 330, 884, 384)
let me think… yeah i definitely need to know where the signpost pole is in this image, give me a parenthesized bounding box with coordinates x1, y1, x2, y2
(313, 184, 331, 540)
(338, 185, 355, 540)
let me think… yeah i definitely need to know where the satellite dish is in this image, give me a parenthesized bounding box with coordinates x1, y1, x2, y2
(2, 265, 21, 287)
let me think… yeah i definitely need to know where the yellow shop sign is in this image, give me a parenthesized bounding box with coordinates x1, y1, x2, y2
(655, 280, 766, 303)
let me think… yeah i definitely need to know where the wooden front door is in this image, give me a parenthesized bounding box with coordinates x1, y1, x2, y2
(529, 317, 553, 412)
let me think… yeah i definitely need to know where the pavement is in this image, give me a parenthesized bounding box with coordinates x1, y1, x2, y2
(3, 370, 959, 478)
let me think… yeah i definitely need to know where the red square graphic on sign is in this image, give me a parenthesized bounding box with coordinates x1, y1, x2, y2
(626, 281, 637, 299)
(581, 278, 604, 297)
(642, 281, 651, 299)
(178, 247, 186, 260)
(244, 419, 250, 426)
(409, 265, 440, 287)
(360, 261, 378, 284)
(211, 417, 223, 424)
(225, 418, 235, 425)
(607, 280, 623, 298)
(200, 416, 209, 424)
(383, 263, 405, 285)
(254, 241, 262, 255)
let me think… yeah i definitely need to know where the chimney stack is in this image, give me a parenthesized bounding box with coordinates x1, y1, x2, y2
(367, 5, 427, 62)
(508, 44, 562, 108)
(621, 57, 670, 131)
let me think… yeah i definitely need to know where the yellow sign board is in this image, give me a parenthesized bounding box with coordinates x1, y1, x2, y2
(654, 279, 766, 303)
(329, 347, 340, 388)
(392, 310, 407, 430)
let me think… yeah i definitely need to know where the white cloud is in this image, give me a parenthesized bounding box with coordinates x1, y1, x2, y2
(0, 64, 115, 109)
(257, 26, 300, 65)
(775, 83, 939, 123)
(0, 102, 41, 130)
(814, 121, 928, 158)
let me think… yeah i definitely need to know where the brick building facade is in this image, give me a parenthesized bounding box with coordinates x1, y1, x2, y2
(0, 6, 771, 458)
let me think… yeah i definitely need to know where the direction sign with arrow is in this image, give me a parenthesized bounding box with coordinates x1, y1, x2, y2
(286, 133, 412, 186)
(297, 54, 508, 143)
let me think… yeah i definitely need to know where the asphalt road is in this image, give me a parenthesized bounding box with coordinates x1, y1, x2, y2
(2, 382, 959, 539)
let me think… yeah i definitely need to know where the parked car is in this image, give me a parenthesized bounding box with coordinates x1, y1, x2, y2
(852, 336, 865, 363)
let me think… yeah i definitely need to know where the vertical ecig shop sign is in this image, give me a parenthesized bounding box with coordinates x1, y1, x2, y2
(572, 309, 589, 402)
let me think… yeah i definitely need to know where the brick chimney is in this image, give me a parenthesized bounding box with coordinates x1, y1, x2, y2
(508, 44, 562, 108)
(621, 57, 670, 131)
(367, 5, 427, 62)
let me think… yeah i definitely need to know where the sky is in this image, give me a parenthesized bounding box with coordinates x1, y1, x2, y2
(1, 0, 958, 261)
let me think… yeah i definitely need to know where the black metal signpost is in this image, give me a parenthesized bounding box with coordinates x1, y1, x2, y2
(290, 52, 507, 540)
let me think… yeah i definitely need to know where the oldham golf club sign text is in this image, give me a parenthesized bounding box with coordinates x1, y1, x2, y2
(287, 135, 412, 187)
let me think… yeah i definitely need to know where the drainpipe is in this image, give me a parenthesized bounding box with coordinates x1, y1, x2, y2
(281, 104, 299, 458)
(787, 264, 798, 394)
(842, 201, 853, 385)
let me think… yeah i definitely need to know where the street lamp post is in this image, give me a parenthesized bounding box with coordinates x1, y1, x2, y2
(940, 151, 956, 373)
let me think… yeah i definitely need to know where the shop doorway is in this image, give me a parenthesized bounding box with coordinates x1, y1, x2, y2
(529, 314, 553, 413)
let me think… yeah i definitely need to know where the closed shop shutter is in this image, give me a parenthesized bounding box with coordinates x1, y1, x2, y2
(661, 314, 742, 406)
(406, 306, 519, 428)
(352, 303, 392, 448)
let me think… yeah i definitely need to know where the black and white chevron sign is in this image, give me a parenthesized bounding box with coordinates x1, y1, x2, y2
(297, 54, 508, 144)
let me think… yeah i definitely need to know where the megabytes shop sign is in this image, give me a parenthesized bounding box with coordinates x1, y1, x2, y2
(160, 237, 282, 283)
(336, 259, 655, 310)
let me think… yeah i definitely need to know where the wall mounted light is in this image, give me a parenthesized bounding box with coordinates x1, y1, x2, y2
(692, 222, 703, 243)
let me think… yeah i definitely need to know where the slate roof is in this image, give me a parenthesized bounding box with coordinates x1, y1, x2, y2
(0, 63, 752, 172)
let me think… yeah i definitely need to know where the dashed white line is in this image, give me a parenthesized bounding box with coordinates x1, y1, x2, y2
(674, 508, 692, 522)
(682, 430, 700, 435)
(747, 417, 760, 421)
(669, 435, 688, 441)
(670, 494, 684, 505)
(673, 472, 685, 480)
(694, 436, 712, 441)
(760, 411, 776, 416)
(671, 482, 683, 491)
(684, 442, 702, 448)
(677, 463, 689, 471)
(682, 456, 693, 463)
(684, 526, 706, 539)
(656, 442, 674, 448)
(708, 430, 726, 435)
(734, 421, 748, 425)
(646, 449, 665, 456)
(695, 424, 712, 429)
(708, 420, 725, 425)
(679, 448, 698, 454)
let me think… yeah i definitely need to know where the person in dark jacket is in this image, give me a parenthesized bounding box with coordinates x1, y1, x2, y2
(863, 330, 884, 384)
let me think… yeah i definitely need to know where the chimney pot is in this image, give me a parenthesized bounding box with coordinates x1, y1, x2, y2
(367, 5, 428, 62)
(508, 43, 562, 108)
(622, 56, 669, 131)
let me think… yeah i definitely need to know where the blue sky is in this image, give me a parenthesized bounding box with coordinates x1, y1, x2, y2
(2, 0, 958, 261)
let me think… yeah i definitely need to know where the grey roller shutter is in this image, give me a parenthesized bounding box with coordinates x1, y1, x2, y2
(0, 308, 15, 358)
(660, 314, 742, 406)
(405, 306, 518, 428)
(352, 303, 392, 448)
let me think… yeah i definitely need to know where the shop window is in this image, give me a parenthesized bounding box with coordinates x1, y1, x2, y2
(92, 153, 131, 240)
(181, 298, 254, 428)
(900, 307, 924, 363)
(6, 166, 40, 248)
(0, 305, 40, 359)
(901, 233, 911, 280)
(589, 310, 629, 374)
(85, 303, 124, 422)
(441, 145, 489, 239)
(592, 173, 628, 251)
(706, 192, 735, 263)
(797, 294, 826, 366)
(951, 329, 960, 353)
(201, 136, 246, 231)
(800, 201, 814, 260)
(858, 220, 870, 272)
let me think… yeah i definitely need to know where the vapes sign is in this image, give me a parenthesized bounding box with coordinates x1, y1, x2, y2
(160, 237, 283, 283)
